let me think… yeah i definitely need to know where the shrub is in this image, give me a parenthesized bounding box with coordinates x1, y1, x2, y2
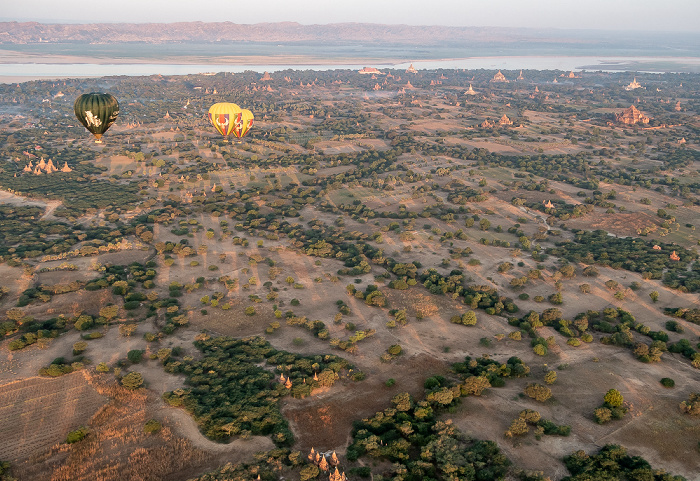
(144, 419, 162, 434)
(660, 377, 675, 388)
(127, 350, 144, 364)
(679, 393, 700, 415)
(74, 315, 95, 331)
(594, 407, 612, 424)
(66, 426, 89, 444)
(524, 383, 552, 402)
(121, 371, 144, 390)
(72, 341, 88, 355)
(603, 389, 624, 408)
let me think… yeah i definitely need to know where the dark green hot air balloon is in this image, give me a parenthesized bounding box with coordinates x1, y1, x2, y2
(74, 92, 119, 142)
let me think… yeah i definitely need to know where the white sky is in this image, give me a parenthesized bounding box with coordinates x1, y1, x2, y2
(2, 0, 699, 32)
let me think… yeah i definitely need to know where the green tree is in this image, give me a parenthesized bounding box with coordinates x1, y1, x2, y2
(649, 291, 659, 303)
(127, 350, 144, 364)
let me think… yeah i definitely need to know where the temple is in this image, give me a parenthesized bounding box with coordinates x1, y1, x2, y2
(499, 114, 513, 126)
(492, 70, 508, 82)
(615, 105, 650, 125)
(405, 63, 418, 74)
(358, 67, 383, 75)
(465, 84, 477, 95)
(625, 78, 642, 91)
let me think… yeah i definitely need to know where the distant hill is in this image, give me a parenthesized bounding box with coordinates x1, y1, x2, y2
(0, 21, 693, 48)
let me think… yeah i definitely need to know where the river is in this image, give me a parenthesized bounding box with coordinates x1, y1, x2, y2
(1, 56, 700, 83)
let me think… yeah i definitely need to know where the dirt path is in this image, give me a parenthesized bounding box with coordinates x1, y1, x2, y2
(40, 200, 63, 219)
(158, 405, 274, 454)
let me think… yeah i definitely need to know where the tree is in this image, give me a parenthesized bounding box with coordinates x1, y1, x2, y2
(461, 311, 477, 326)
(300, 465, 320, 481)
(462, 376, 491, 396)
(583, 266, 599, 277)
(544, 371, 557, 385)
(99, 305, 119, 321)
(548, 292, 563, 305)
(603, 389, 624, 408)
(121, 371, 144, 390)
(119, 323, 137, 337)
(127, 349, 144, 364)
(74, 314, 95, 331)
(649, 291, 659, 303)
(594, 407, 612, 424)
(72, 341, 88, 355)
(524, 383, 552, 402)
(679, 393, 700, 415)
(505, 417, 528, 438)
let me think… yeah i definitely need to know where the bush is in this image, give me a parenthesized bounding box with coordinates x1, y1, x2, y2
(603, 389, 624, 408)
(594, 407, 612, 424)
(72, 341, 88, 355)
(66, 426, 89, 444)
(524, 383, 552, 402)
(660, 377, 675, 388)
(121, 371, 144, 390)
(143, 419, 162, 434)
(127, 350, 144, 364)
(544, 371, 557, 385)
(74, 315, 95, 331)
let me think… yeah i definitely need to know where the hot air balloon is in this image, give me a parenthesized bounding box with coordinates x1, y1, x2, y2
(232, 108, 254, 141)
(208, 102, 241, 140)
(74, 93, 119, 143)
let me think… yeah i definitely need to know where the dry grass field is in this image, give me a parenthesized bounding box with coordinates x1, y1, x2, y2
(1, 68, 700, 481)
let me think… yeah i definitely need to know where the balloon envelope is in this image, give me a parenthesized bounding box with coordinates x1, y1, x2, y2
(208, 102, 241, 138)
(74, 93, 119, 141)
(232, 109, 254, 140)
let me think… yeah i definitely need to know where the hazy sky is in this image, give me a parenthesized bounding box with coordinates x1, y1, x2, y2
(2, 0, 699, 32)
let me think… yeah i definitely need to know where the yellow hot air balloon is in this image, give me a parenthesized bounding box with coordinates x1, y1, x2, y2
(232, 108, 254, 142)
(208, 102, 241, 140)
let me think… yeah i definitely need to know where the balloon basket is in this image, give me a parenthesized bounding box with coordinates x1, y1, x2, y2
(95, 140, 103, 144)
